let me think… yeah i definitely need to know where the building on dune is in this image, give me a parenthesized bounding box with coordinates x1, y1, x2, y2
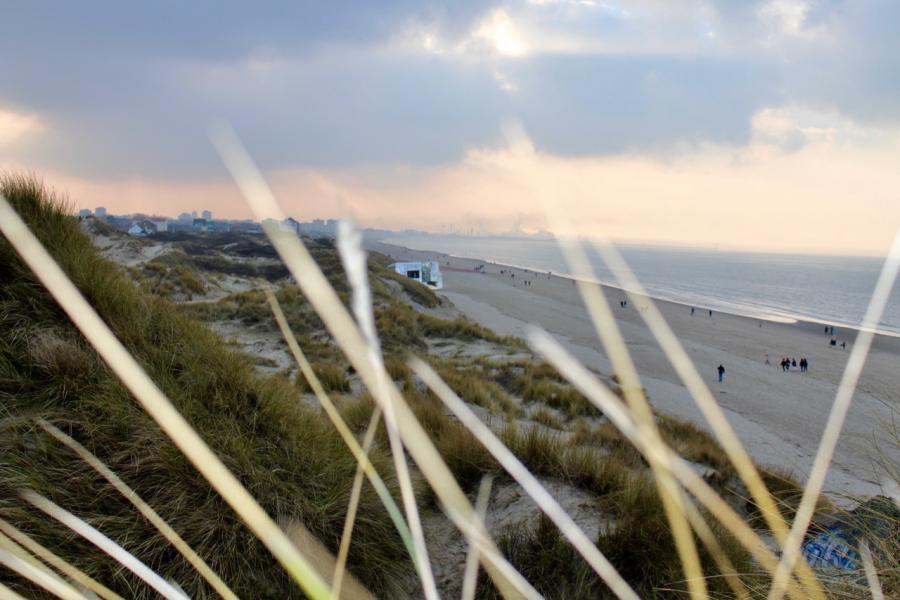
(128, 220, 156, 237)
(392, 260, 443, 289)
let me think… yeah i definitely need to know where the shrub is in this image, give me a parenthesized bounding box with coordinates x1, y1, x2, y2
(520, 377, 599, 418)
(596, 474, 752, 598)
(502, 425, 630, 497)
(531, 407, 564, 430)
(297, 361, 351, 394)
(477, 514, 597, 599)
(433, 360, 519, 417)
(749, 467, 831, 528)
(656, 414, 731, 473)
(376, 303, 425, 351)
(383, 355, 412, 383)
(419, 313, 524, 348)
(408, 393, 501, 494)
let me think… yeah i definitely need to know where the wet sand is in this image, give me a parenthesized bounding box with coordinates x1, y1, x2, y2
(369, 240, 900, 500)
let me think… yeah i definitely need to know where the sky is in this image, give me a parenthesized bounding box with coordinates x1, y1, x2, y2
(1, 1, 899, 255)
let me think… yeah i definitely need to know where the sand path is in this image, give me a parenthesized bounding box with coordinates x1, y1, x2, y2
(369, 241, 900, 501)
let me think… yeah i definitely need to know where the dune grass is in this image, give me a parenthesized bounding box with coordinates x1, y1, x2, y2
(0, 175, 410, 598)
(297, 361, 352, 394)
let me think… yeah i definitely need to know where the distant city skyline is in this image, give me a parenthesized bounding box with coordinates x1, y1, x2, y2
(3, 2, 899, 255)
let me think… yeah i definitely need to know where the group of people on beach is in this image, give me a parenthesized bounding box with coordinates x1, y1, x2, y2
(779, 357, 809, 372)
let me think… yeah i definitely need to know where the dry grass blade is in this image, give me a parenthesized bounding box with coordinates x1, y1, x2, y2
(212, 122, 542, 600)
(859, 540, 884, 600)
(528, 329, 809, 600)
(461, 475, 495, 600)
(20, 491, 188, 600)
(0, 530, 72, 588)
(591, 240, 825, 599)
(0, 531, 52, 571)
(0, 580, 28, 600)
(768, 231, 900, 600)
(0, 194, 334, 600)
(336, 220, 439, 600)
(549, 224, 706, 599)
(679, 499, 750, 600)
(0, 547, 86, 600)
(411, 357, 640, 600)
(35, 419, 237, 600)
(0, 517, 123, 600)
(332, 407, 383, 600)
(265, 289, 414, 558)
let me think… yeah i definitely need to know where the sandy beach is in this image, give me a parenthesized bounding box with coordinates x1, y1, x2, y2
(370, 240, 900, 501)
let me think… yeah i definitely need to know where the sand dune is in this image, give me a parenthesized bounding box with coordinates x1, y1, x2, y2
(370, 241, 900, 501)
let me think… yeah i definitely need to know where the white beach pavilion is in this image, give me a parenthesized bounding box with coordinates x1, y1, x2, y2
(391, 260, 443, 290)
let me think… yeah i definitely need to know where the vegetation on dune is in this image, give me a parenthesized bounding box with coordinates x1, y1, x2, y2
(2, 174, 888, 599)
(0, 175, 410, 598)
(431, 358, 520, 418)
(297, 361, 351, 394)
(478, 480, 755, 599)
(750, 467, 834, 530)
(596, 476, 755, 599)
(131, 258, 206, 300)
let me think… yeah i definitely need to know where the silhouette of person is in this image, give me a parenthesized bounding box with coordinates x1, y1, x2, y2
(717, 364, 725, 382)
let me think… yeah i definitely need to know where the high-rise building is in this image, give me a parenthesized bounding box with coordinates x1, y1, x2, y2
(202, 210, 212, 221)
(94, 206, 107, 217)
(177, 212, 192, 223)
(78, 208, 91, 218)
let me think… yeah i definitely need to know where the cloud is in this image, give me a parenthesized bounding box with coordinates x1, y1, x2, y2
(1, 0, 899, 202)
(0, 108, 44, 147)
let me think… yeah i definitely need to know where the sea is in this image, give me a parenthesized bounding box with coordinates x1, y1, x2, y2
(381, 234, 900, 337)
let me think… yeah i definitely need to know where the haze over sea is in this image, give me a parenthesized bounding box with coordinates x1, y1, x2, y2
(383, 234, 900, 337)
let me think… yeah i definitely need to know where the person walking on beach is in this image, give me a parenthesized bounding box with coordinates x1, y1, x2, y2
(709, 309, 713, 317)
(717, 364, 726, 383)
(691, 307, 695, 315)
